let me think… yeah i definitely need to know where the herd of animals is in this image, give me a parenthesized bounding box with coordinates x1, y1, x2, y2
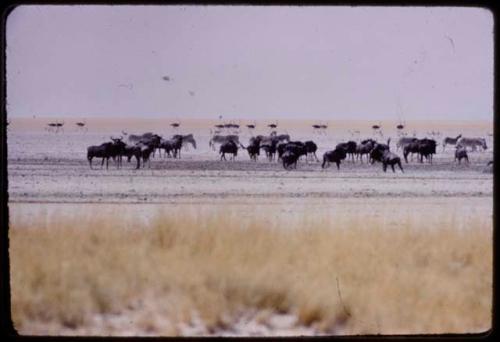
(86, 130, 492, 172)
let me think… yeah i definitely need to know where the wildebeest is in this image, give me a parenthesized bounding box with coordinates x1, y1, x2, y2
(321, 148, 347, 170)
(454, 145, 469, 164)
(127, 133, 162, 157)
(219, 140, 238, 161)
(380, 150, 404, 173)
(260, 135, 286, 161)
(369, 140, 391, 164)
(355, 139, 376, 163)
(457, 137, 487, 152)
(239, 137, 261, 161)
(159, 138, 174, 158)
(442, 134, 462, 151)
(336, 141, 357, 162)
(396, 137, 418, 152)
(87, 137, 126, 170)
(123, 144, 142, 169)
(403, 138, 436, 164)
(304, 141, 319, 162)
(282, 150, 302, 169)
(136, 142, 156, 168)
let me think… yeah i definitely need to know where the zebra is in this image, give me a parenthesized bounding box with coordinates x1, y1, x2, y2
(457, 137, 487, 152)
(209, 134, 240, 150)
(442, 134, 462, 152)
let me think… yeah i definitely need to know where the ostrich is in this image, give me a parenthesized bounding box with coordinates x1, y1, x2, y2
(268, 121, 278, 131)
(312, 124, 321, 134)
(75, 120, 87, 132)
(319, 124, 328, 134)
(54, 121, 65, 133)
(170, 122, 180, 131)
(372, 122, 383, 137)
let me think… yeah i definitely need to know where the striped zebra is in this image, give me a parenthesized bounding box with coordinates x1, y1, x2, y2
(457, 137, 487, 152)
(442, 134, 462, 152)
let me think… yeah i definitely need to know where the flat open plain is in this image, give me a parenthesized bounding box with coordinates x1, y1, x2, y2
(7, 118, 494, 336)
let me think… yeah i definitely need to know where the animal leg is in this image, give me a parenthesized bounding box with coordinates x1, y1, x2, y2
(398, 162, 404, 173)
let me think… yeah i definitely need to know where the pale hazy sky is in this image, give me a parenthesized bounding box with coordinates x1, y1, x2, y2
(6, 5, 494, 121)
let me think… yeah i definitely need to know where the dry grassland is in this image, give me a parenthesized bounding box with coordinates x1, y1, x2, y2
(10, 209, 492, 336)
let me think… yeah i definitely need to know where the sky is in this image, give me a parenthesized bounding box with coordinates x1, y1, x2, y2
(5, 5, 494, 121)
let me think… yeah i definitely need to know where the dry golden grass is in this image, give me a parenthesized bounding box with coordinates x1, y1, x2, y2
(10, 208, 492, 336)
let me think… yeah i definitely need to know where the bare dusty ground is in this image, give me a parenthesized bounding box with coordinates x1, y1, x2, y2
(6, 118, 494, 336)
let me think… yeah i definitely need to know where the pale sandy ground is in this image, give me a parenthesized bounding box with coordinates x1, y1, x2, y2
(7, 117, 494, 336)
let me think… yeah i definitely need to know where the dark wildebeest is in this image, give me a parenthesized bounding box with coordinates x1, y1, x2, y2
(220, 140, 238, 161)
(281, 143, 307, 169)
(128, 133, 162, 157)
(442, 134, 462, 152)
(304, 141, 320, 162)
(454, 145, 469, 164)
(396, 137, 418, 152)
(403, 138, 437, 164)
(87, 137, 126, 169)
(321, 148, 347, 170)
(336, 141, 357, 162)
(239, 137, 261, 161)
(159, 138, 174, 158)
(355, 139, 376, 163)
(123, 144, 142, 169)
(282, 150, 301, 169)
(260, 136, 282, 161)
(380, 150, 404, 173)
(369, 140, 391, 164)
(417, 138, 437, 163)
(169, 135, 183, 158)
(136, 141, 156, 168)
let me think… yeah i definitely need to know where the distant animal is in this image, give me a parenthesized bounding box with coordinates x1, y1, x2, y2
(123, 144, 142, 169)
(282, 150, 303, 169)
(173, 134, 197, 154)
(380, 150, 404, 173)
(457, 137, 487, 152)
(403, 138, 437, 164)
(454, 145, 469, 164)
(369, 140, 391, 164)
(136, 141, 156, 168)
(240, 137, 261, 161)
(209, 134, 239, 150)
(322, 148, 347, 170)
(396, 137, 418, 152)
(75, 120, 87, 132)
(219, 140, 238, 161)
(442, 134, 462, 151)
(355, 139, 376, 163)
(304, 141, 319, 162)
(87, 136, 125, 170)
(483, 160, 493, 173)
(336, 141, 357, 162)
